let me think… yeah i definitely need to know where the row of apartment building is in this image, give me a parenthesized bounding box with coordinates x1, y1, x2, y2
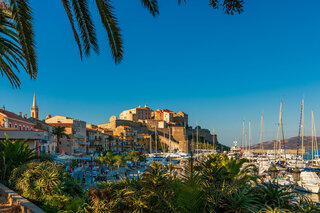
(119, 105, 188, 127)
(0, 95, 145, 155)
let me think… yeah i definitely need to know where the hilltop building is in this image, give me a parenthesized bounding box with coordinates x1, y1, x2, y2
(119, 105, 152, 121)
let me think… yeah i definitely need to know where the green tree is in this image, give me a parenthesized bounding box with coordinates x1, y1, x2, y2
(10, 161, 84, 213)
(53, 126, 68, 154)
(0, 135, 34, 183)
(113, 154, 124, 171)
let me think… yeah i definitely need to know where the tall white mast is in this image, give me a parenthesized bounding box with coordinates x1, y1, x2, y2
(249, 121, 251, 154)
(312, 110, 314, 165)
(301, 98, 304, 160)
(312, 110, 319, 164)
(240, 120, 245, 157)
(276, 100, 283, 161)
(245, 132, 248, 153)
(259, 113, 264, 154)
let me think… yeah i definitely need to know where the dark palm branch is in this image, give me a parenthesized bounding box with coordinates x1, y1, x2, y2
(61, 0, 84, 59)
(209, 0, 244, 15)
(0, 6, 25, 87)
(95, 0, 123, 64)
(140, 0, 159, 17)
(71, 0, 98, 55)
(9, 0, 37, 79)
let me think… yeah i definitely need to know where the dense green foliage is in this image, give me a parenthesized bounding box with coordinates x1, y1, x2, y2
(0, 135, 34, 183)
(9, 161, 84, 213)
(85, 155, 320, 213)
(95, 150, 146, 171)
(1, 138, 319, 213)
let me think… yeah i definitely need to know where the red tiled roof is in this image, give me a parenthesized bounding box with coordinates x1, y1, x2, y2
(120, 125, 131, 129)
(0, 109, 34, 125)
(162, 109, 172, 112)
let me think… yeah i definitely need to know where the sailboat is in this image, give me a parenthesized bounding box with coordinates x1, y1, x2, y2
(286, 98, 305, 169)
(274, 100, 287, 165)
(310, 109, 320, 167)
(257, 113, 272, 174)
(295, 106, 320, 194)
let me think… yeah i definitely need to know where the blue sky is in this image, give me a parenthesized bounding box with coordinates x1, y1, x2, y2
(2, 0, 320, 146)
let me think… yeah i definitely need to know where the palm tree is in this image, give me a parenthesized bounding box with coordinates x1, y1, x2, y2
(0, 135, 34, 183)
(254, 181, 294, 210)
(11, 161, 83, 212)
(53, 126, 68, 154)
(1, 0, 245, 87)
(113, 155, 124, 174)
(0, 1, 36, 88)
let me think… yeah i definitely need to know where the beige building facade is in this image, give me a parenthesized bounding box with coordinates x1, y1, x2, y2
(46, 115, 88, 154)
(119, 105, 152, 121)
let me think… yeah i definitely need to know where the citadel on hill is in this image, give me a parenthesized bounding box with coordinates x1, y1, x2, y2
(0, 96, 220, 155)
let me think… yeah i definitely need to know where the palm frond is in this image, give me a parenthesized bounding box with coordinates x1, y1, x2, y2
(71, 0, 98, 55)
(95, 0, 123, 64)
(9, 0, 37, 78)
(0, 7, 24, 87)
(61, 0, 83, 60)
(209, 0, 244, 15)
(140, 0, 159, 17)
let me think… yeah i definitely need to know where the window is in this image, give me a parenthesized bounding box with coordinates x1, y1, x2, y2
(14, 124, 17, 129)
(9, 123, 12, 128)
(26, 127, 29, 131)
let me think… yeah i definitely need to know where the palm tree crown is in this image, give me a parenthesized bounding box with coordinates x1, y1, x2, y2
(53, 126, 68, 153)
(1, 0, 245, 87)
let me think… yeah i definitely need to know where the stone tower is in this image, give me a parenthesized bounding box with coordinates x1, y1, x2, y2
(31, 93, 39, 119)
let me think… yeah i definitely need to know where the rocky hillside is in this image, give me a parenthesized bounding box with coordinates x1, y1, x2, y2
(251, 136, 320, 150)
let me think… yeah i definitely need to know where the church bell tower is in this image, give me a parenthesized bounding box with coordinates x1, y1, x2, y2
(31, 93, 39, 119)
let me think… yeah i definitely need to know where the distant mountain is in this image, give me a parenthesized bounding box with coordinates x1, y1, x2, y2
(251, 136, 320, 150)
